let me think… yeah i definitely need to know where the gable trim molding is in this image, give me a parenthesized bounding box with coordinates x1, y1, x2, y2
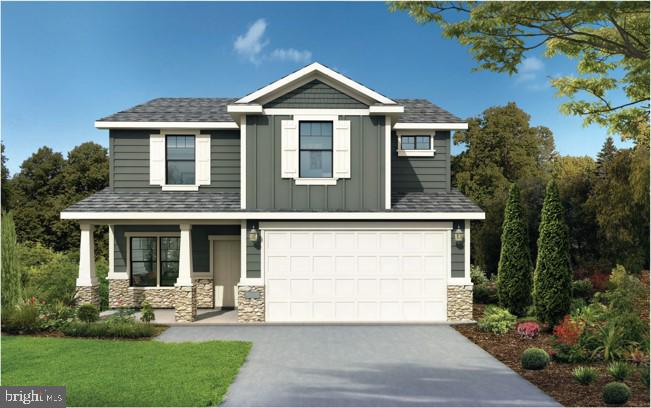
(236, 62, 396, 105)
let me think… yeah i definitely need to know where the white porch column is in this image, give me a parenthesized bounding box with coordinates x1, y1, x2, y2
(175, 223, 193, 286)
(76, 224, 97, 286)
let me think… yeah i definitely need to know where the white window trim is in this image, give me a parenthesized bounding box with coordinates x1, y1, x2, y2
(156, 129, 210, 191)
(293, 114, 340, 185)
(397, 130, 436, 157)
(125, 231, 181, 289)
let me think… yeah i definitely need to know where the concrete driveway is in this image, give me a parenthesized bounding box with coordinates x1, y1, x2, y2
(157, 325, 559, 407)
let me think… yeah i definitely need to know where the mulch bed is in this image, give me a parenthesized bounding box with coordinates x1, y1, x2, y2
(455, 304, 650, 407)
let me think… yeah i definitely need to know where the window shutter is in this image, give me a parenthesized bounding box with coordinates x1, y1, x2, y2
(149, 134, 165, 185)
(333, 120, 351, 178)
(196, 134, 211, 185)
(281, 120, 298, 178)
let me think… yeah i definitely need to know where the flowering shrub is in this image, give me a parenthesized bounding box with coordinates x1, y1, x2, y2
(589, 273, 610, 292)
(553, 315, 584, 346)
(517, 321, 540, 339)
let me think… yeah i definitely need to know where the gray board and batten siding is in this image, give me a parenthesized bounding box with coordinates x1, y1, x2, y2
(264, 79, 368, 109)
(109, 129, 240, 193)
(245, 114, 386, 210)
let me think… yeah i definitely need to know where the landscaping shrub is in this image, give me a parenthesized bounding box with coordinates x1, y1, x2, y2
(572, 366, 598, 385)
(61, 320, 158, 339)
(473, 284, 497, 304)
(470, 264, 488, 285)
(497, 184, 532, 316)
(569, 298, 587, 314)
(2, 298, 42, 334)
(586, 322, 639, 362)
(521, 348, 550, 370)
(140, 301, 155, 323)
(552, 314, 590, 363)
(40, 300, 76, 331)
(1, 212, 22, 315)
(572, 279, 593, 300)
(478, 305, 516, 335)
(533, 180, 572, 326)
(640, 365, 650, 388)
(77, 304, 99, 323)
(602, 382, 630, 405)
(516, 321, 540, 339)
(589, 273, 610, 292)
(608, 361, 632, 381)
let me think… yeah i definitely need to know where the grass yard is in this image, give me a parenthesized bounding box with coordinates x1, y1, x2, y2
(1, 336, 251, 407)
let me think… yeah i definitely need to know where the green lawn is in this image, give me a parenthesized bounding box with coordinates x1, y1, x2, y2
(1, 336, 251, 407)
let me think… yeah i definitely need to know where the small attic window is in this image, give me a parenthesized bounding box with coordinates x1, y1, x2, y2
(397, 132, 436, 157)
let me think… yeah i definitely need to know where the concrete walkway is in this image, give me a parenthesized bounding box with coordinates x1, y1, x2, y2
(157, 325, 559, 407)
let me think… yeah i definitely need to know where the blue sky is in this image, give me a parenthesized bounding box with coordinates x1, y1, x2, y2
(1, 1, 632, 174)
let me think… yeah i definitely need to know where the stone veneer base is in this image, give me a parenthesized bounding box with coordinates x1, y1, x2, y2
(237, 286, 265, 322)
(174, 285, 197, 322)
(447, 285, 473, 321)
(108, 278, 213, 309)
(75, 285, 100, 307)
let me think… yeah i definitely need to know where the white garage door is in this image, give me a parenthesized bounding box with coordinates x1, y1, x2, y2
(263, 224, 449, 322)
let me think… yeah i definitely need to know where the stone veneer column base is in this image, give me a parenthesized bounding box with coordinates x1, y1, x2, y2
(237, 286, 265, 322)
(75, 285, 100, 307)
(447, 285, 473, 321)
(175, 286, 197, 322)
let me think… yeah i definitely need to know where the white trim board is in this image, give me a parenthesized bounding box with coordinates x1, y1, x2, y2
(61, 211, 486, 221)
(236, 62, 396, 105)
(95, 121, 239, 129)
(393, 122, 468, 130)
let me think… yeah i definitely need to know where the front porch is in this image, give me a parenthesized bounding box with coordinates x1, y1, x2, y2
(75, 221, 262, 323)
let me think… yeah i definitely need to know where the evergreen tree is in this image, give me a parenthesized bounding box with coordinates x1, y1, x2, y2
(596, 137, 617, 177)
(497, 184, 532, 316)
(533, 180, 572, 325)
(1, 212, 22, 313)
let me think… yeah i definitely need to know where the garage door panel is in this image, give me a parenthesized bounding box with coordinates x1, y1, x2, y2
(264, 227, 448, 322)
(313, 279, 333, 298)
(358, 279, 378, 298)
(290, 257, 311, 275)
(358, 257, 378, 275)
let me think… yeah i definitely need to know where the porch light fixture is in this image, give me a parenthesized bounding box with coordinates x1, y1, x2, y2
(248, 227, 259, 243)
(454, 226, 464, 244)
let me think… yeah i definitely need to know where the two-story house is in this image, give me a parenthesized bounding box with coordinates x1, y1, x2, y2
(62, 63, 484, 323)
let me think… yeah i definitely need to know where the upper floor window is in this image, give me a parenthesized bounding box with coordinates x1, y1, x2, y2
(397, 132, 436, 157)
(401, 135, 431, 150)
(166, 135, 195, 185)
(299, 121, 333, 178)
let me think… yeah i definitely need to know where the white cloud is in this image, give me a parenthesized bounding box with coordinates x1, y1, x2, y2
(234, 18, 269, 64)
(269, 48, 312, 63)
(234, 19, 312, 65)
(520, 56, 544, 73)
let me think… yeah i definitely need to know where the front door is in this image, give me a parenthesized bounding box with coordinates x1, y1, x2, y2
(213, 239, 240, 308)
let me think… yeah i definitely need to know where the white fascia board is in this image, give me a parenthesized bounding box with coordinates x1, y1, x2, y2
(263, 108, 369, 116)
(60, 211, 486, 221)
(95, 121, 239, 129)
(227, 104, 263, 113)
(236, 62, 396, 105)
(369, 105, 404, 114)
(393, 123, 469, 130)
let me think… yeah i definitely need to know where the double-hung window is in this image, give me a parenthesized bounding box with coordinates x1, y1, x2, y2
(130, 236, 180, 287)
(166, 135, 195, 185)
(299, 121, 333, 178)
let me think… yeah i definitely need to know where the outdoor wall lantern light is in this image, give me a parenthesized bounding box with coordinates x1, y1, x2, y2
(454, 226, 464, 244)
(248, 226, 259, 243)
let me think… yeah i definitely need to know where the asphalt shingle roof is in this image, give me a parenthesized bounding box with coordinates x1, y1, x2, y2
(98, 98, 463, 124)
(63, 188, 481, 213)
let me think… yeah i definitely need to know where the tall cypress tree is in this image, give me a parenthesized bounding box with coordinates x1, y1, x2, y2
(497, 184, 532, 316)
(1, 212, 22, 313)
(533, 180, 572, 325)
(596, 136, 617, 177)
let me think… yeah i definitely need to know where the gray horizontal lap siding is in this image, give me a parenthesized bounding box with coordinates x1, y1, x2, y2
(246, 115, 385, 210)
(110, 129, 240, 192)
(391, 131, 451, 193)
(264, 80, 367, 109)
(113, 224, 240, 276)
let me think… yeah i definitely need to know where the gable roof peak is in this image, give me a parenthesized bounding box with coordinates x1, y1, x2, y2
(235, 62, 396, 105)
